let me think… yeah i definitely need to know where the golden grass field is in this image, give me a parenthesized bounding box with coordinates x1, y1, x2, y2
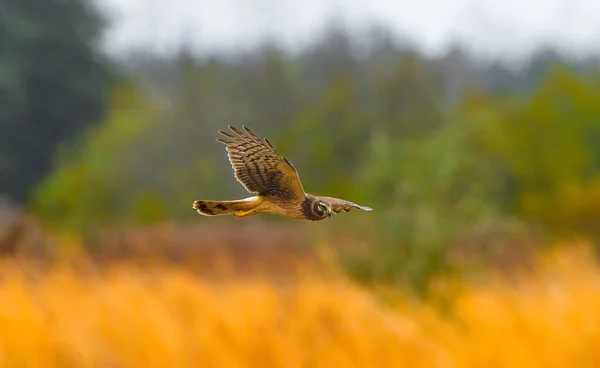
(0, 233, 599, 368)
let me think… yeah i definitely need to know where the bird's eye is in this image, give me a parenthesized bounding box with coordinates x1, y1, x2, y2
(318, 203, 326, 211)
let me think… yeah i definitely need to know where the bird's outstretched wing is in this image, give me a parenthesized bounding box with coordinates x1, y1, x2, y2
(217, 126, 306, 201)
(317, 196, 373, 213)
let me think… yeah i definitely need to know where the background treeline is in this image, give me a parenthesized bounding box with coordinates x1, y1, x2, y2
(2, 1, 600, 293)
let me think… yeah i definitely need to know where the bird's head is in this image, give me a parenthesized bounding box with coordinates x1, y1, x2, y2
(314, 200, 333, 220)
(301, 195, 335, 221)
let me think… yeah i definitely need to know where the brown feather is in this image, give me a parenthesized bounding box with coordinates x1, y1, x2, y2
(216, 126, 306, 201)
(317, 196, 373, 213)
(218, 130, 244, 143)
(193, 197, 263, 217)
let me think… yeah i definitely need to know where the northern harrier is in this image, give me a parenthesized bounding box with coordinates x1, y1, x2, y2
(192, 126, 372, 221)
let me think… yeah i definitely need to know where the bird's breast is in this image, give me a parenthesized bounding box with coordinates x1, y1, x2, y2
(260, 197, 305, 219)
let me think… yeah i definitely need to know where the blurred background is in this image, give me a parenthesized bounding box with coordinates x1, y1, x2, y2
(1, 0, 600, 366)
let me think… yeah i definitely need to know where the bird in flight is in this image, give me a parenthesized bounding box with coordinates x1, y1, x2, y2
(193, 126, 372, 221)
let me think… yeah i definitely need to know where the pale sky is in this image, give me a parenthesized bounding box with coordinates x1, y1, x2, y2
(96, 0, 600, 61)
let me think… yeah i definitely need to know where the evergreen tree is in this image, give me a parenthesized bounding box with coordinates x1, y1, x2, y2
(0, 0, 111, 202)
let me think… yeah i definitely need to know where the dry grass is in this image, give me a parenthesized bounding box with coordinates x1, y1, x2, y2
(0, 242, 598, 367)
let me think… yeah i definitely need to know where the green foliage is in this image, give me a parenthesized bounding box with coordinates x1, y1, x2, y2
(32, 85, 163, 231)
(482, 67, 600, 241)
(285, 73, 371, 195)
(128, 191, 167, 224)
(375, 53, 443, 137)
(28, 28, 600, 293)
(340, 115, 510, 294)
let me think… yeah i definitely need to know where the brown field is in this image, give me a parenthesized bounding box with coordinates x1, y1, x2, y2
(0, 215, 599, 368)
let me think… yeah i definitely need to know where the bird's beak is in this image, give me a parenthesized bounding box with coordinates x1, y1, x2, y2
(327, 207, 332, 217)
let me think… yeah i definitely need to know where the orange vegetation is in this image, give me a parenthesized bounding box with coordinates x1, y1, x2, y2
(0, 244, 598, 367)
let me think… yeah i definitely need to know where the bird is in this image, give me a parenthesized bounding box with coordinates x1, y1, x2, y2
(192, 125, 373, 221)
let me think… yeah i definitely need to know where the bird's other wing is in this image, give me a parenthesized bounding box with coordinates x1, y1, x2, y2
(317, 196, 373, 213)
(217, 126, 306, 201)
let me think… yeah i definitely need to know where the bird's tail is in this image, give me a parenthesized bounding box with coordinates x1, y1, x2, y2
(192, 196, 262, 217)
